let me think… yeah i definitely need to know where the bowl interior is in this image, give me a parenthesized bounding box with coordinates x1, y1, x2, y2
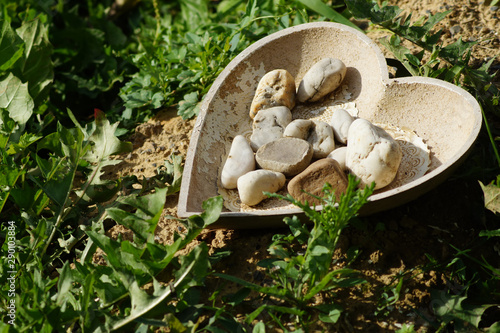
(178, 22, 481, 228)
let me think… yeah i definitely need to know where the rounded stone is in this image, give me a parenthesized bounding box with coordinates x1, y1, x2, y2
(308, 120, 336, 158)
(255, 137, 313, 177)
(250, 106, 292, 151)
(346, 118, 402, 190)
(329, 108, 354, 144)
(249, 69, 296, 119)
(327, 146, 347, 170)
(283, 119, 313, 140)
(237, 170, 286, 206)
(287, 158, 348, 205)
(297, 58, 347, 103)
(221, 135, 256, 189)
(284, 120, 335, 158)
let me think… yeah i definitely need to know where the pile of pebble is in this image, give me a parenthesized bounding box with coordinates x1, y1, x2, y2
(221, 58, 402, 207)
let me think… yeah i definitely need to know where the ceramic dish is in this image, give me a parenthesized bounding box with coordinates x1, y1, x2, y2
(178, 22, 482, 229)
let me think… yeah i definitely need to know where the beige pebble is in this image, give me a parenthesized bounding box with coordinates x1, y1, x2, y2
(221, 135, 255, 189)
(297, 58, 347, 102)
(237, 170, 286, 206)
(346, 119, 402, 190)
(249, 69, 296, 119)
(250, 106, 292, 151)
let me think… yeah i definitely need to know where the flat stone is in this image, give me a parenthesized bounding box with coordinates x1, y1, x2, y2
(297, 58, 347, 102)
(250, 106, 292, 151)
(255, 137, 313, 177)
(237, 170, 286, 206)
(249, 69, 296, 119)
(346, 118, 402, 190)
(287, 158, 348, 205)
(221, 135, 256, 189)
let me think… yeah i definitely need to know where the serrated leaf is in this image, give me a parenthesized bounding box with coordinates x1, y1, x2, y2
(0, 73, 34, 126)
(101, 261, 196, 332)
(0, 20, 24, 72)
(15, 17, 53, 105)
(85, 114, 132, 164)
(432, 291, 495, 329)
(479, 181, 500, 214)
(178, 91, 200, 120)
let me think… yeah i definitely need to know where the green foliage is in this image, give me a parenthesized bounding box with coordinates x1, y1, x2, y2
(117, 0, 356, 122)
(218, 176, 374, 330)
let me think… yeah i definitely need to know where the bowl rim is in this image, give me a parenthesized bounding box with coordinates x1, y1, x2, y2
(177, 22, 482, 227)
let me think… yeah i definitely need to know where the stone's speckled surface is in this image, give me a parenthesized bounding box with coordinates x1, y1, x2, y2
(237, 169, 286, 206)
(221, 135, 255, 189)
(297, 58, 347, 102)
(288, 158, 348, 205)
(249, 69, 296, 119)
(250, 106, 292, 151)
(346, 119, 403, 190)
(330, 108, 355, 144)
(255, 137, 313, 177)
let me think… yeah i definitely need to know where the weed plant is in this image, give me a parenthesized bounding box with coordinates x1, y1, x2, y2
(1, 0, 500, 331)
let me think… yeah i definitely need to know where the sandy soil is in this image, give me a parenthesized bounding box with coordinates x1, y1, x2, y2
(105, 0, 500, 331)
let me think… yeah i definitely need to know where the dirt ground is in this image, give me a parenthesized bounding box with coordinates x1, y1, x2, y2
(106, 0, 500, 331)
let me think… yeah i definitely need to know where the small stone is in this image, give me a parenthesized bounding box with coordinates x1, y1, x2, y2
(329, 108, 354, 144)
(288, 158, 348, 205)
(283, 119, 313, 139)
(449, 25, 462, 36)
(327, 146, 347, 170)
(346, 119, 402, 190)
(256, 137, 313, 177)
(221, 135, 256, 189)
(297, 58, 347, 103)
(284, 120, 335, 158)
(249, 69, 296, 119)
(237, 170, 286, 206)
(490, 6, 498, 11)
(250, 106, 292, 151)
(308, 121, 336, 158)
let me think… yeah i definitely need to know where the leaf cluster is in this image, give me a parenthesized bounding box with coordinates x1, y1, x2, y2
(218, 176, 374, 331)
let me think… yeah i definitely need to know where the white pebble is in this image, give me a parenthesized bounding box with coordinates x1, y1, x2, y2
(221, 135, 255, 189)
(237, 170, 286, 206)
(346, 119, 402, 190)
(329, 108, 354, 144)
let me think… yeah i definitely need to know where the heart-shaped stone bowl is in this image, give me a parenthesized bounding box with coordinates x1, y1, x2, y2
(178, 22, 482, 229)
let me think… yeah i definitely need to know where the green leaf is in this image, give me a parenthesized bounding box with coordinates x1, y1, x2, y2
(315, 303, 343, 324)
(432, 292, 495, 329)
(0, 20, 24, 72)
(178, 91, 201, 120)
(0, 73, 34, 126)
(102, 261, 197, 332)
(479, 181, 500, 214)
(15, 17, 53, 104)
(298, 0, 363, 32)
(252, 321, 266, 333)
